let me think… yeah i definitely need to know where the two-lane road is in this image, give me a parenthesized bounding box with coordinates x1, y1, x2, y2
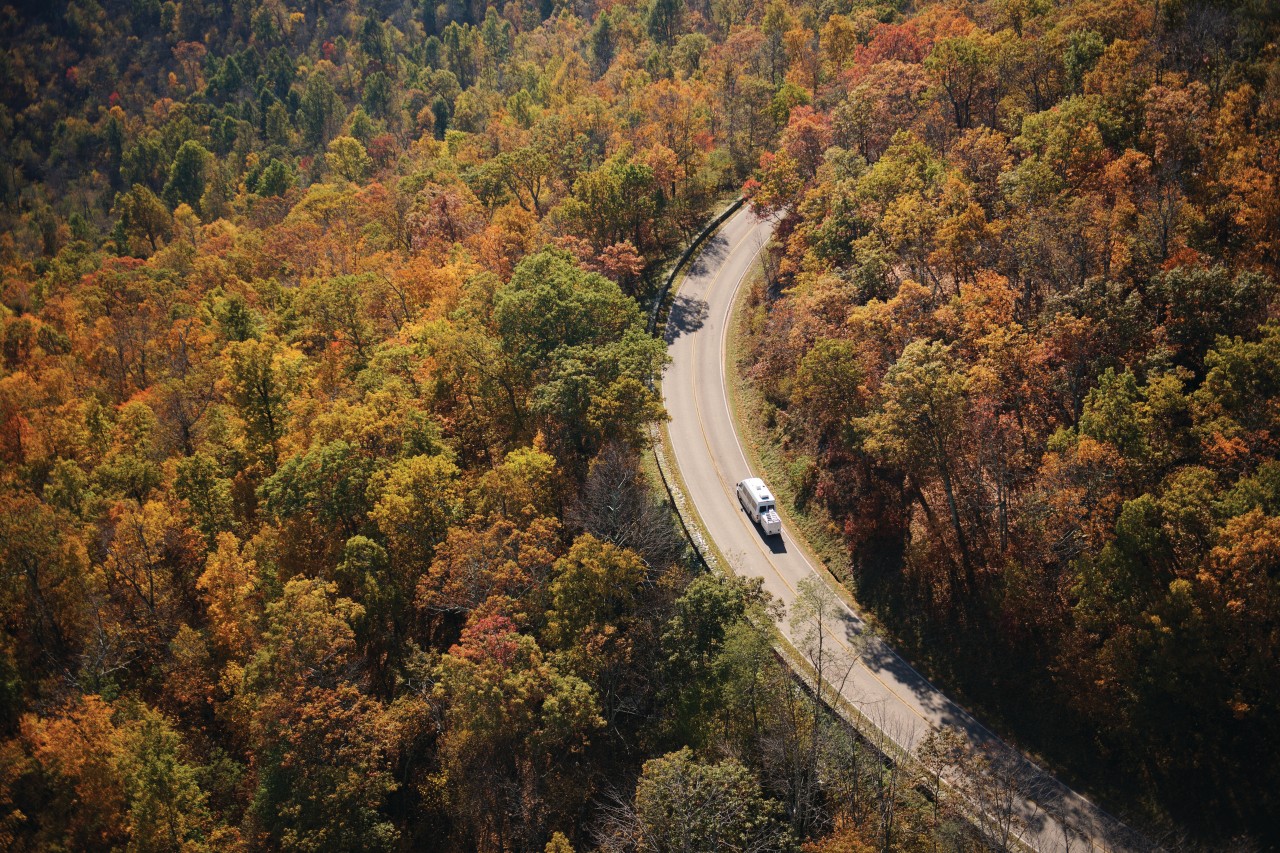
(661, 204, 1140, 853)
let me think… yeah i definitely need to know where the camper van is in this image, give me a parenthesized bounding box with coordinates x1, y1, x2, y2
(736, 477, 782, 536)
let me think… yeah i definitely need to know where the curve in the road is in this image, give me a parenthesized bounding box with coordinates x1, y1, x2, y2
(660, 204, 1145, 853)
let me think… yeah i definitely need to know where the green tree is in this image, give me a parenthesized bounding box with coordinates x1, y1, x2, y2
(470, 445, 560, 524)
(264, 102, 293, 146)
(1078, 368, 1149, 463)
(495, 148, 553, 215)
(368, 453, 462, 570)
(647, 0, 684, 45)
(255, 159, 295, 196)
(0, 495, 91, 681)
(659, 573, 768, 746)
(123, 135, 168, 190)
(224, 338, 302, 467)
(302, 274, 377, 368)
(115, 703, 218, 852)
(162, 140, 212, 212)
(174, 452, 235, 544)
(761, 0, 791, 85)
(491, 251, 667, 454)
(363, 71, 393, 119)
(1063, 29, 1105, 93)
(532, 329, 669, 453)
(543, 535, 646, 716)
(113, 183, 173, 254)
(299, 73, 346, 149)
(348, 106, 375, 144)
(96, 400, 163, 501)
(441, 21, 479, 88)
(359, 17, 391, 66)
(859, 340, 974, 585)
(326, 136, 374, 183)
(1193, 323, 1280, 458)
(480, 8, 513, 75)
(565, 156, 657, 250)
(493, 250, 643, 371)
(246, 577, 363, 696)
(244, 580, 398, 852)
(1153, 266, 1275, 370)
(259, 441, 374, 536)
(925, 35, 994, 130)
(632, 748, 795, 852)
(791, 338, 865, 448)
(589, 11, 615, 76)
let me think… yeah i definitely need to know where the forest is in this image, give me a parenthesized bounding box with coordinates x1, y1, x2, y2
(0, 0, 1275, 849)
(741, 0, 1279, 843)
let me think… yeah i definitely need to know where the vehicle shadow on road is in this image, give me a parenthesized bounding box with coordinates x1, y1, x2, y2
(665, 293, 708, 343)
(761, 529, 787, 554)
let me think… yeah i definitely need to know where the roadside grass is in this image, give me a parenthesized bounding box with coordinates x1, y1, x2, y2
(650, 417, 733, 575)
(725, 276, 846, 567)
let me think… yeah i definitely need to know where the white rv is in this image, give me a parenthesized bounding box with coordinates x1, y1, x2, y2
(736, 477, 782, 536)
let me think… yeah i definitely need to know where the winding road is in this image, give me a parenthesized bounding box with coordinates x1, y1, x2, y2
(660, 204, 1143, 853)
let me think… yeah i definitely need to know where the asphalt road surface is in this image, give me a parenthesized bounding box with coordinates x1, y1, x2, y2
(661, 204, 1144, 853)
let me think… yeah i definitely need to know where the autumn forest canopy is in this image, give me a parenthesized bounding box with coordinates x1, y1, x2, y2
(0, 0, 1277, 849)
